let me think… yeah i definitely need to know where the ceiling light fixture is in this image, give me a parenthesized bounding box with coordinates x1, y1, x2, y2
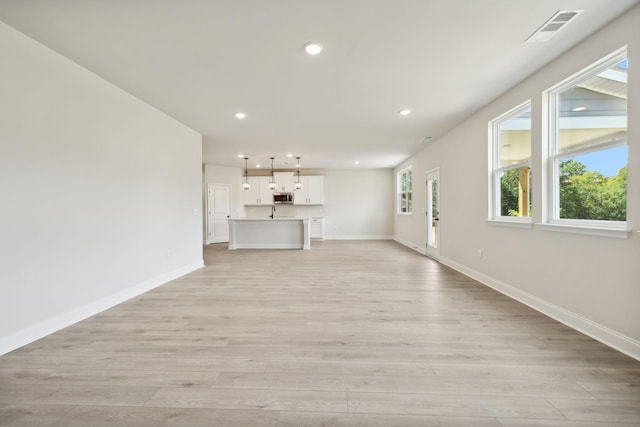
(294, 157, 303, 190)
(268, 157, 277, 190)
(235, 112, 246, 119)
(354, 161, 360, 165)
(237, 154, 244, 158)
(399, 109, 411, 116)
(304, 42, 323, 55)
(242, 157, 250, 190)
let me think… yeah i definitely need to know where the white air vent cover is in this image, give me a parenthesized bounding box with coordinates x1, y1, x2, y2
(525, 10, 583, 43)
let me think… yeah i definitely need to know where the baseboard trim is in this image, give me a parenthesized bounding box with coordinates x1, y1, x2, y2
(393, 236, 426, 255)
(0, 260, 204, 356)
(438, 256, 640, 362)
(325, 235, 393, 241)
(229, 243, 306, 250)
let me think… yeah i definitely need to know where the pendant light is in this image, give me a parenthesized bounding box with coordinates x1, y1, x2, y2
(242, 157, 250, 190)
(268, 157, 277, 190)
(294, 156, 303, 190)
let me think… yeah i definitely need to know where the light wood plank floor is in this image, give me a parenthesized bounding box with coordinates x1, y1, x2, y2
(1, 240, 639, 426)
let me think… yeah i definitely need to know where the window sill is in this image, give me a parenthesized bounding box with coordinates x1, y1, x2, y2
(397, 212, 413, 216)
(487, 219, 533, 229)
(536, 223, 631, 239)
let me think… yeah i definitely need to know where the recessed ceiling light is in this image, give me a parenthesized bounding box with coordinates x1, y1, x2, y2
(286, 153, 293, 158)
(304, 42, 323, 55)
(398, 109, 411, 116)
(235, 112, 246, 119)
(572, 106, 587, 112)
(237, 154, 244, 158)
(354, 161, 360, 165)
(255, 164, 261, 168)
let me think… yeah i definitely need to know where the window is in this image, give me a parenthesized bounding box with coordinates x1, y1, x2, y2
(397, 166, 412, 214)
(547, 49, 627, 230)
(489, 101, 532, 223)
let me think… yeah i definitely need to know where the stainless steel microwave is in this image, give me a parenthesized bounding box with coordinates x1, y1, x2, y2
(273, 192, 294, 204)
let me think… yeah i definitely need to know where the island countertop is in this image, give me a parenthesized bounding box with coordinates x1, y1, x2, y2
(228, 217, 310, 250)
(229, 217, 310, 220)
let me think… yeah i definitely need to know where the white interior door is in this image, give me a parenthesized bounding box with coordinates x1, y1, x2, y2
(208, 184, 231, 243)
(426, 169, 440, 259)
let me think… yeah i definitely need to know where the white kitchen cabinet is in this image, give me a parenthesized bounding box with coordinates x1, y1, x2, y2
(273, 172, 294, 192)
(306, 176, 324, 204)
(294, 176, 324, 205)
(243, 176, 274, 205)
(310, 217, 324, 240)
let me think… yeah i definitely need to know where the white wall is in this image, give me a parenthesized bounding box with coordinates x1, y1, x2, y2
(0, 22, 203, 354)
(323, 169, 394, 239)
(394, 6, 640, 359)
(204, 166, 394, 239)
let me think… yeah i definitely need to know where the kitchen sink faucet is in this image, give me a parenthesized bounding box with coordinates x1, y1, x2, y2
(269, 205, 276, 219)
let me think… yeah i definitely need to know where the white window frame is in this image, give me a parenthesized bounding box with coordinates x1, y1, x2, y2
(542, 47, 629, 238)
(397, 166, 412, 215)
(488, 100, 533, 228)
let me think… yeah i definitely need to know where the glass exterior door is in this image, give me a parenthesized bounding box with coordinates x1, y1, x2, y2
(426, 169, 439, 258)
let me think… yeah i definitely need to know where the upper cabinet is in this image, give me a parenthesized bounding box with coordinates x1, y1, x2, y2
(273, 172, 294, 193)
(243, 176, 274, 205)
(294, 176, 324, 205)
(244, 174, 324, 205)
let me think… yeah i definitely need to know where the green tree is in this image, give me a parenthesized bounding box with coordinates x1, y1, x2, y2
(559, 161, 626, 221)
(500, 169, 520, 216)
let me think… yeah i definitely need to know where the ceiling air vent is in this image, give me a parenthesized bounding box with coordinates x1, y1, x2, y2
(525, 10, 583, 43)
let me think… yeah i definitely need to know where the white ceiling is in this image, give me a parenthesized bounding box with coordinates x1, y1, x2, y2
(0, 0, 637, 169)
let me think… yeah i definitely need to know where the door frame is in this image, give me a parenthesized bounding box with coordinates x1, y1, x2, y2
(207, 183, 232, 244)
(425, 168, 440, 259)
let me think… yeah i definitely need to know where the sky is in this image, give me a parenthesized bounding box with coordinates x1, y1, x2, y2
(572, 145, 626, 177)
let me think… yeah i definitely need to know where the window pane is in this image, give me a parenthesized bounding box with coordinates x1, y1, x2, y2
(557, 60, 627, 153)
(431, 180, 438, 218)
(500, 167, 531, 217)
(430, 179, 438, 247)
(559, 146, 627, 221)
(400, 193, 407, 213)
(499, 107, 531, 167)
(490, 101, 532, 220)
(397, 168, 412, 214)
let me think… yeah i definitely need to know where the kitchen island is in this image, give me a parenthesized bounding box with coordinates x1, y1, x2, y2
(228, 218, 310, 250)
